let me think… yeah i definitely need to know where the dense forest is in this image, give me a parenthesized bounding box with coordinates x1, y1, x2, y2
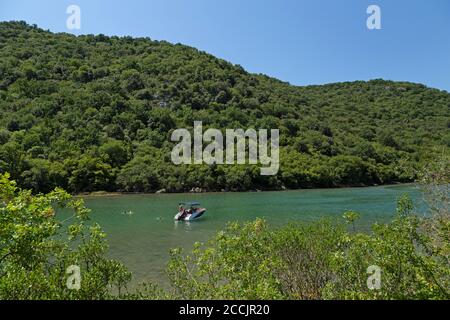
(0, 21, 449, 194)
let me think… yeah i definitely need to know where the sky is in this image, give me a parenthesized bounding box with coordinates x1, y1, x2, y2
(1, 0, 449, 91)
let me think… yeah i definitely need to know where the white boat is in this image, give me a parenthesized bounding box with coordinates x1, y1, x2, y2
(174, 202, 206, 221)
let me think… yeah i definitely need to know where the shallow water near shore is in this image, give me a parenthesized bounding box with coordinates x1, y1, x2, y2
(60, 184, 425, 287)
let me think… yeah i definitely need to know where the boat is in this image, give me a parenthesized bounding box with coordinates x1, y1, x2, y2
(174, 202, 206, 221)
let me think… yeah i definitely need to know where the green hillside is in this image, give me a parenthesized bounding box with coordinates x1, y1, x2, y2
(0, 21, 449, 193)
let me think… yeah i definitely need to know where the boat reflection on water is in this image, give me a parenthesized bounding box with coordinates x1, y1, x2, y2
(174, 220, 193, 231)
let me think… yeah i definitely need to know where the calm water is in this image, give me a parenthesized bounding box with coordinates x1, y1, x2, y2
(66, 185, 425, 286)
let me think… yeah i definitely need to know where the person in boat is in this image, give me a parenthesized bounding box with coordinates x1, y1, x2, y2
(178, 204, 189, 220)
(178, 205, 185, 218)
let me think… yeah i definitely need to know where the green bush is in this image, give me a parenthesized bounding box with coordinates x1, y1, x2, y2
(0, 173, 131, 299)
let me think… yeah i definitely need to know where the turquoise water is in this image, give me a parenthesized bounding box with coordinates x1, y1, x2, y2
(72, 185, 424, 286)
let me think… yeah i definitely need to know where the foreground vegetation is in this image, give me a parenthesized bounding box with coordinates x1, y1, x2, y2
(1, 21, 450, 193)
(0, 156, 448, 300)
(0, 172, 131, 299)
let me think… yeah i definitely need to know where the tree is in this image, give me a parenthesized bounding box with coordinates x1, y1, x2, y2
(99, 139, 129, 167)
(343, 210, 361, 232)
(0, 21, 449, 194)
(0, 173, 131, 299)
(68, 156, 114, 192)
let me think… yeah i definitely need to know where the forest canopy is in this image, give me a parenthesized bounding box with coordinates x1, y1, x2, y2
(0, 21, 449, 193)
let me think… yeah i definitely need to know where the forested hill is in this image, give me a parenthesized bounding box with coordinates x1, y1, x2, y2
(0, 21, 449, 193)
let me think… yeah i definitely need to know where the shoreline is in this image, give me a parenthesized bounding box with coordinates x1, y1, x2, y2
(75, 182, 416, 198)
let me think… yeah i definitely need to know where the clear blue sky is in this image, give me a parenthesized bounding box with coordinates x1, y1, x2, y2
(1, 0, 449, 91)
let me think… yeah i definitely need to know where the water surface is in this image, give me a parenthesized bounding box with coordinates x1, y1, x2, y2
(70, 185, 424, 286)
